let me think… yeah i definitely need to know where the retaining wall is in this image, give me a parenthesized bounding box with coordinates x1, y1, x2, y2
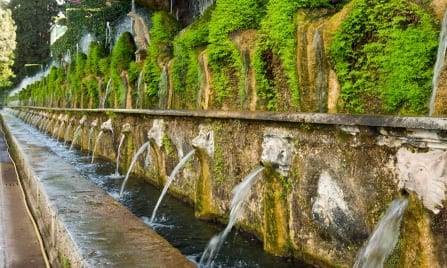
(11, 107, 447, 267)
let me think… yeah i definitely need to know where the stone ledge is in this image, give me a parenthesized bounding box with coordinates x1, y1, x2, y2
(0, 112, 195, 268)
(13, 106, 447, 130)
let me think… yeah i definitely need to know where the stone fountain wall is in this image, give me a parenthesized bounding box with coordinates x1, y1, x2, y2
(14, 107, 447, 268)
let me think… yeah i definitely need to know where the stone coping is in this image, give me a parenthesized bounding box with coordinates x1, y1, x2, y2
(0, 111, 196, 268)
(12, 106, 447, 130)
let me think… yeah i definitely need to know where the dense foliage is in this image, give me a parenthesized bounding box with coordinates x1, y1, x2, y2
(0, 8, 16, 90)
(9, 0, 58, 83)
(206, 0, 265, 107)
(330, 0, 438, 115)
(110, 32, 137, 107)
(143, 11, 179, 107)
(254, 0, 300, 111)
(171, 8, 211, 109)
(11, 0, 441, 116)
(50, 2, 130, 61)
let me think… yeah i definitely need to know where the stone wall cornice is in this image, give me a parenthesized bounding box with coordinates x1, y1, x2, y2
(16, 106, 447, 131)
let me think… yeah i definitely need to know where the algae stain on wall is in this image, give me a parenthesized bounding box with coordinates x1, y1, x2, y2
(192, 124, 215, 218)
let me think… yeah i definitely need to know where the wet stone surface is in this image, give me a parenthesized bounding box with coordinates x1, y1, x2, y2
(1, 112, 195, 267)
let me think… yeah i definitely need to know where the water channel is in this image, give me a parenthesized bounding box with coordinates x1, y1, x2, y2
(11, 113, 310, 267)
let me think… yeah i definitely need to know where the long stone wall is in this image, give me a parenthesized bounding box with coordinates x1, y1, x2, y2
(11, 107, 447, 268)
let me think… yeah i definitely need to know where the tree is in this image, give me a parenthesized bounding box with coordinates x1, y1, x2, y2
(9, 0, 58, 83)
(0, 7, 16, 89)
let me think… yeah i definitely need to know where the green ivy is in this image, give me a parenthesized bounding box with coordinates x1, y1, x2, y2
(253, 0, 347, 111)
(110, 32, 136, 107)
(206, 0, 265, 107)
(257, 0, 300, 111)
(329, 0, 437, 115)
(171, 9, 211, 109)
(143, 11, 180, 107)
(50, 2, 130, 59)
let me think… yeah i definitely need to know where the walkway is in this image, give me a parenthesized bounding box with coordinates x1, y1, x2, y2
(0, 122, 47, 267)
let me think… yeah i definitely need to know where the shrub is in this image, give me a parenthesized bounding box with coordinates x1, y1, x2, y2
(110, 32, 136, 107)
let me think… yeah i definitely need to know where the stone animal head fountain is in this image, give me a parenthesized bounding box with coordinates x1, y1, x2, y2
(147, 119, 164, 148)
(79, 115, 87, 126)
(100, 118, 113, 133)
(192, 124, 214, 158)
(260, 132, 293, 176)
(396, 147, 447, 214)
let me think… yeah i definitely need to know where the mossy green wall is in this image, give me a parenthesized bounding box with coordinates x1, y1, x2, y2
(15, 0, 443, 116)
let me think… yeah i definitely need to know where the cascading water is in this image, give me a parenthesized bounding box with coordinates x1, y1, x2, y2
(102, 78, 112, 108)
(105, 21, 112, 52)
(37, 114, 46, 130)
(91, 131, 104, 164)
(111, 134, 126, 178)
(131, 0, 136, 13)
(429, 9, 447, 116)
(136, 70, 144, 108)
(194, 0, 215, 17)
(52, 117, 61, 137)
(64, 49, 71, 63)
(69, 116, 87, 151)
(92, 119, 113, 164)
(119, 141, 150, 197)
(158, 65, 169, 109)
(87, 119, 98, 156)
(112, 16, 132, 49)
(199, 166, 265, 267)
(354, 196, 408, 268)
(144, 142, 151, 168)
(149, 149, 196, 224)
(79, 33, 95, 54)
(69, 125, 82, 151)
(8, 64, 53, 104)
(63, 120, 73, 145)
(57, 120, 66, 142)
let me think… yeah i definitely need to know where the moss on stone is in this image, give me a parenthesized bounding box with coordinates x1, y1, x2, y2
(399, 193, 438, 267)
(263, 169, 290, 255)
(161, 134, 176, 158)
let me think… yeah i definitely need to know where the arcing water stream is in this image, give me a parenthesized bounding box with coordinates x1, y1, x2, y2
(119, 141, 150, 196)
(199, 166, 265, 267)
(7, 112, 308, 267)
(354, 197, 409, 268)
(111, 133, 126, 178)
(149, 149, 196, 224)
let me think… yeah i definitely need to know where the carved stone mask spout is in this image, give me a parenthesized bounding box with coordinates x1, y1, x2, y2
(147, 119, 164, 148)
(101, 118, 113, 132)
(192, 124, 214, 158)
(79, 115, 87, 126)
(261, 133, 293, 176)
(121, 123, 132, 134)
